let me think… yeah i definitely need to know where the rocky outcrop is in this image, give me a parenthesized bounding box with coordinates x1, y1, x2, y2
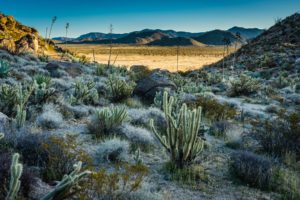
(0, 13, 48, 54)
(133, 70, 177, 101)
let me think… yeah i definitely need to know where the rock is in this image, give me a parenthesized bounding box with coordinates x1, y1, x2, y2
(0, 38, 16, 52)
(0, 112, 9, 132)
(44, 61, 83, 78)
(15, 34, 39, 54)
(133, 70, 176, 101)
(28, 178, 52, 200)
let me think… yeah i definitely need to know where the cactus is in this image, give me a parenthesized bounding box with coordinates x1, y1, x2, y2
(134, 148, 142, 164)
(0, 132, 4, 140)
(5, 153, 23, 200)
(71, 79, 98, 105)
(150, 91, 204, 168)
(41, 161, 91, 200)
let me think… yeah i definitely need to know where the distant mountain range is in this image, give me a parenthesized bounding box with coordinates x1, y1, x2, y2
(53, 27, 264, 46)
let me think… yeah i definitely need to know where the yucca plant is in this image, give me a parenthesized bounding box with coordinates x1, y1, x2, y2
(106, 75, 135, 102)
(150, 91, 204, 168)
(34, 74, 51, 86)
(88, 106, 129, 137)
(0, 60, 11, 78)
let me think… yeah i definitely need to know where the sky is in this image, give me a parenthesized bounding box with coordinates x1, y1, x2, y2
(0, 0, 299, 38)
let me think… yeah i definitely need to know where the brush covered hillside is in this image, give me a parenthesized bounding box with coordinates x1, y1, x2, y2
(0, 13, 57, 55)
(148, 37, 205, 46)
(227, 26, 264, 39)
(193, 29, 244, 45)
(0, 11, 299, 200)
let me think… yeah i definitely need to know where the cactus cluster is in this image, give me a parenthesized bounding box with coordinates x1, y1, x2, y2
(33, 75, 56, 104)
(150, 91, 204, 168)
(71, 79, 99, 105)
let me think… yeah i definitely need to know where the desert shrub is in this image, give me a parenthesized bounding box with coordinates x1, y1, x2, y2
(123, 97, 143, 108)
(188, 96, 237, 121)
(79, 163, 149, 199)
(209, 121, 233, 137)
(231, 151, 273, 190)
(95, 64, 107, 76)
(129, 65, 152, 81)
(96, 137, 130, 163)
(0, 60, 11, 77)
(106, 75, 136, 102)
(70, 79, 99, 105)
(88, 106, 129, 138)
(38, 54, 50, 62)
(228, 74, 260, 97)
(180, 81, 211, 94)
(118, 124, 155, 148)
(164, 162, 209, 188)
(150, 92, 204, 168)
(41, 134, 92, 182)
(0, 152, 36, 199)
(253, 111, 300, 159)
(78, 55, 90, 64)
(272, 168, 300, 200)
(128, 107, 166, 131)
(36, 104, 63, 129)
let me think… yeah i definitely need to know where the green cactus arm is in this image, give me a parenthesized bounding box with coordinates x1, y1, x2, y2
(5, 153, 23, 200)
(0, 133, 4, 140)
(150, 119, 170, 150)
(41, 161, 91, 200)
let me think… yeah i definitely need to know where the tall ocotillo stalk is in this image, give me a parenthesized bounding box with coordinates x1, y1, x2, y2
(65, 23, 70, 49)
(48, 16, 57, 44)
(233, 32, 241, 70)
(222, 37, 231, 81)
(176, 45, 179, 72)
(5, 153, 23, 200)
(150, 92, 204, 168)
(107, 24, 113, 68)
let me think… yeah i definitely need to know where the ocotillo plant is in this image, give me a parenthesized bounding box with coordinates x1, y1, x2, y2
(107, 24, 113, 68)
(5, 153, 23, 200)
(48, 16, 57, 43)
(150, 91, 204, 168)
(41, 161, 91, 200)
(65, 23, 70, 49)
(233, 32, 241, 69)
(222, 37, 231, 81)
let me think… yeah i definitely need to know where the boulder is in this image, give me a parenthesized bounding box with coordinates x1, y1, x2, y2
(133, 70, 176, 101)
(0, 38, 16, 52)
(15, 34, 39, 54)
(44, 61, 83, 78)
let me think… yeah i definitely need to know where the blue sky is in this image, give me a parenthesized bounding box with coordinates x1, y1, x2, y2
(0, 0, 299, 37)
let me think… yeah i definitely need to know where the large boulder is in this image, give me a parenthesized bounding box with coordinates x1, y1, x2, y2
(44, 61, 83, 78)
(133, 70, 176, 102)
(15, 34, 39, 54)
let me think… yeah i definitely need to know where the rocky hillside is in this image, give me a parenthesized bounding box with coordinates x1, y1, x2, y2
(148, 37, 205, 46)
(0, 13, 56, 55)
(214, 13, 300, 71)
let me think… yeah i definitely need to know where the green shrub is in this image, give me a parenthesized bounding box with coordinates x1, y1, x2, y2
(106, 75, 135, 102)
(228, 74, 260, 97)
(88, 106, 129, 138)
(0, 60, 10, 78)
(129, 65, 152, 81)
(187, 96, 236, 121)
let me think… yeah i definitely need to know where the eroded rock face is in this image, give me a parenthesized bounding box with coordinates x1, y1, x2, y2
(0, 38, 16, 52)
(15, 34, 39, 54)
(133, 70, 177, 102)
